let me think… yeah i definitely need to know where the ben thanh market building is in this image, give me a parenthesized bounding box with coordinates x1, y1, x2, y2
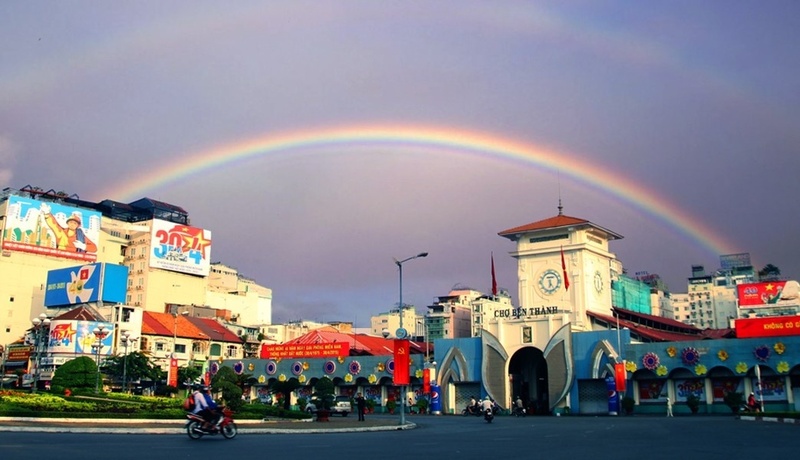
(220, 208, 800, 415)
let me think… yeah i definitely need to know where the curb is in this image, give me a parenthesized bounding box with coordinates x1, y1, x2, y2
(738, 415, 800, 425)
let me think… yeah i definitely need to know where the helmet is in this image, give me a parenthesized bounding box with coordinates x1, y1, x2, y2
(484, 396, 490, 401)
(202, 385, 210, 391)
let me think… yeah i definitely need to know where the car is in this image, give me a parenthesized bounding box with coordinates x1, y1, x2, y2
(305, 396, 351, 416)
(305, 402, 317, 413)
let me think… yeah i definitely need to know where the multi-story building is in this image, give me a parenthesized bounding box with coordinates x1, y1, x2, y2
(370, 304, 418, 337)
(424, 287, 480, 340)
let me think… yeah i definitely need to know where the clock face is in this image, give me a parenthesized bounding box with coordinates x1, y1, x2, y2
(538, 269, 562, 295)
(594, 271, 604, 293)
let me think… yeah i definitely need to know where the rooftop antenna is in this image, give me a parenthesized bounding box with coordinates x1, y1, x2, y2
(557, 170, 564, 216)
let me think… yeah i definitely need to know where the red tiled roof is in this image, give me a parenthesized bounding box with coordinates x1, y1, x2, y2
(284, 328, 429, 356)
(54, 305, 105, 322)
(142, 312, 241, 344)
(498, 214, 623, 240)
(588, 309, 735, 342)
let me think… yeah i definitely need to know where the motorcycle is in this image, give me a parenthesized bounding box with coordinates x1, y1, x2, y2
(462, 405, 481, 416)
(186, 406, 238, 440)
(512, 406, 526, 417)
(484, 407, 494, 423)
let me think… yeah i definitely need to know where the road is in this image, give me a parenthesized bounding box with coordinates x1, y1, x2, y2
(0, 415, 796, 459)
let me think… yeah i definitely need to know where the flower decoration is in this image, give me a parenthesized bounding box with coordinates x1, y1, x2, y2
(735, 362, 748, 374)
(258, 375, 266, 383)
(265, 361, 277, 375)
(291, 361, 304, 376)
(337, 356, 346, 363)
(344, 373, 354, 383)
(323, 360, 336, 375)
(386, 359, 395, 375)
(777, 361, 790, 373)
(656, 365, 668, 376)
(681, 347, 700, 366)
(302, 361, 310, 370)
(377, 362, 385, 372)
(349, 360, 362, 375)
(275, 357, 282, 363)
(642, 352, 660, 371)
(774, 342, 786, 355)
(694, 364, 707, 376)
(625, 361, 637, 373)
(368, 374, 377, 384)
(233, 361, 244, 375)
(415, 369, 424, 378)
(278, 373, 287, 382)
(717, 350, 728, 361)
(754, 345, 771, 362)
(666, 346, 677, 358)
(298, 374, 307, 384)
(209, 362, 220, 375)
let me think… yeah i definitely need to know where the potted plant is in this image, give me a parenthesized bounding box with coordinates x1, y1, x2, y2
(386, 398, 397, 414)
(416, 398, 429, 414)
(365, 398, 375, 414)
(686, 394, 700, 414)
(297, 396, 308, 412)
(621, 396, 635, 415)
(311, 378, 335, 422)
(723, 391, 743, 414)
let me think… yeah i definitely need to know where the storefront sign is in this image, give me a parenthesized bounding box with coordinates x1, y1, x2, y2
(494, 306, 558, 319)
(735, 315, 800, 338)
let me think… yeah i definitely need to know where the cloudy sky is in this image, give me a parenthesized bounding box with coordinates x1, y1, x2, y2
(2, 2, 798, 326)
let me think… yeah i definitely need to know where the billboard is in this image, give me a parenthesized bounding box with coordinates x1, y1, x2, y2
(149, 219, 212, 276)
(260, 343, 349, 359)
(2, 195, 101, 261)
(47, 320, 114, 355)
(44, 263, 128, 307)
(735, 315, 800, 338)
(737, 281, 799, 308)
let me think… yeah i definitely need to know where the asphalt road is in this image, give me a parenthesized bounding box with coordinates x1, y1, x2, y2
(0, 415, 796, 460)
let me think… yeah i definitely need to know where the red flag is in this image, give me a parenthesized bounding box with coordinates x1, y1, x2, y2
(491, 253, 498, 296)
(561, 246, 570, 291)
(393, 339, 410, 385)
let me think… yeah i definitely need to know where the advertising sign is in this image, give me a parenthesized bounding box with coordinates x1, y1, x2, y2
(1, 195, 101, 261)
(638, 380, 667, 401)
(737, 281, 799, 308)
(674, 378, 704, 402)
(260, 342, 349, 359)
(44, 263, 128, 307)
(149, 219, 212, 276)
(735, 315, 800, 338)
(47, 320, 114, 355)
(753, 376, 787, 401)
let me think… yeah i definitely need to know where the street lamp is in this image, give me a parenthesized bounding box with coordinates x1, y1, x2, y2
(92, 325, 108, 394)
(120, 331, 138, 394)
(30, 313, 51, 393)
(394, 251, 428, 426)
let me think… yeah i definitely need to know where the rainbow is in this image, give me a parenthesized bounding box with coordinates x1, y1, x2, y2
(102, 124, 738, 256)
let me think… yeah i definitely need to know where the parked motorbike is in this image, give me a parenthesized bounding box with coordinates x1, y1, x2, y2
(186, 406, 238, 440)
(484, 407, 494, 423)
(739, 404, 761, 414)
(462, 405, 481, 416)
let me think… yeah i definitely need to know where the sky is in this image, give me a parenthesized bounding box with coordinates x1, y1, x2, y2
(2, 2, 799, 326)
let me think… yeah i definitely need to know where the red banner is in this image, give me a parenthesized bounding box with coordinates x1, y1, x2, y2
(260, 342, 349, 359)
(615, 362, 627, 392)
(735, 315, 800, 338)
(423, 368, 431, 394)
(168, 356, 178, 388)
(393, 339, 410, 386)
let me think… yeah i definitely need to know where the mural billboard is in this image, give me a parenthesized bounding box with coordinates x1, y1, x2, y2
(1, 195, 101, 262)
(149, 219, 212, 276)
(737, 281, 799, 308)
(44, 263, 128, 307)
(734, 315, 800, 339)
(47, 320, 114, 356)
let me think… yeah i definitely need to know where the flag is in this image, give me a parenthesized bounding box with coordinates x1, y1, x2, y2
(561, 246, 570, 291)
(393, 339, 410, 386)
(491, 253, 498, 296)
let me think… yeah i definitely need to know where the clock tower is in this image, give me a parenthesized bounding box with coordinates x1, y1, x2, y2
(498, 204, 623, 332)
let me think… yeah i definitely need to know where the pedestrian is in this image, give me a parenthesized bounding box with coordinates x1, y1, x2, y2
(356, 392, 366, 421)
(666, 397, 673, 417)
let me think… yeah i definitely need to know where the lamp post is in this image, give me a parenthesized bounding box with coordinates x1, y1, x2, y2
(394, 251, 428, 426)
(30, 313, 51, 393)
(120, 331, 138, 394)
(92, 325, 108, 394)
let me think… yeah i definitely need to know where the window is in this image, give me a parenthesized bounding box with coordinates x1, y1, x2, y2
(155, 342, 165, 352)
(174, 344, 186, 354)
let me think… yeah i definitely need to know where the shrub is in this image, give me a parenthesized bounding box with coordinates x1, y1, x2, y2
(723, 392, 743, 414)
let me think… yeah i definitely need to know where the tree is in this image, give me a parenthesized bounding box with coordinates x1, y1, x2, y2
(312, 377, 335, 410)
(758, 264, 781, 281)
(269, 378, 301, 411)
(50, 356, 98, 392)
(102, 351, 164, 389)
(178, 366, 203, 390)
(211, 366, 245, 411)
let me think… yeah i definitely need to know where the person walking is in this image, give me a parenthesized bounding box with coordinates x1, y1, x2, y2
(356, 392, 366, 421)
(666, 397, 673, 417)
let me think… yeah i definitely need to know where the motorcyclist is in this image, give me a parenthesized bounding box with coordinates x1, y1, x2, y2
(481, 396, 493, 413)
(514, 396, 525, 415)
(202, 385, 222, 427)
(191, 384, 212, 431)
(467, 396, 479, 415)
(746, 392, 760, 412)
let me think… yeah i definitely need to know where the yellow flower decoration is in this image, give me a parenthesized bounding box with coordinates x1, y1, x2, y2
(625, 361, 637, 372)
(344, 374, 354, 383)
(777, 361, 790, 373)
(258, 375, 266, 383)
(735, 362, 748, 374)
(275, 357, 282, 363)
(337, 356, 346, 363)
(414, 369, 424, 378)
(302, 361, 310, 370)
(298, 374, 307, 383)
(377, 362, 385, 372)
(248, 363, 255, 371)
(656, 365, 668, 376)
(666, 346, 677, 358)
(278, 374, 286, 382)
(717, 350, 728, 361)
(695, 364, 707, 376)
(368, 374, 377, 384)
(774, 342, 786, 355)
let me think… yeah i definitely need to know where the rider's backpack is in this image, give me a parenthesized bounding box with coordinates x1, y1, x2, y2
(183, 393, 195, 410)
